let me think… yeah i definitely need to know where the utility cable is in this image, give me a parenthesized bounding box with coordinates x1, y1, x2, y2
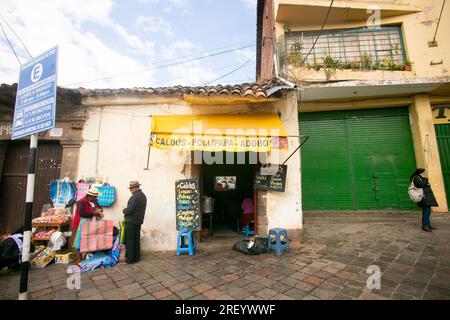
(64, 43, 256, 87)
(0, 19, 21, 65)
(201, 54, 256, 86)
(0, 14, 33, 59)
(160, 61, 251, 87)
(300, 0, 334, 65)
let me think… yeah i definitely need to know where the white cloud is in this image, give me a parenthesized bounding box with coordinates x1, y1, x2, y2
(0, 0, 155, 88)
(160, 39, 202, 59)
(159, 39, 216, 86)
(166, 63, 216, 86)
(170, 0, 189, 8)
(135, 15, 174, 37)
(164, 0, 192, 15)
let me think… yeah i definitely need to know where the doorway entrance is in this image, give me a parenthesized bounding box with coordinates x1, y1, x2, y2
(0, 140, 62, 234)
(201, 152, 258, 237)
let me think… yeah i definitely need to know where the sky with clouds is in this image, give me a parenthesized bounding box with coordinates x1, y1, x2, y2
(0, 0, 257, 89)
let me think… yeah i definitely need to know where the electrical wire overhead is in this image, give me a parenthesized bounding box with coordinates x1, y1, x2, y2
(201, 54, 256, 86)
(300, 0, 334, 65)
(0, 14, 33, 59)
(64, 43, 256, 87)
(0, 19, 22, 65)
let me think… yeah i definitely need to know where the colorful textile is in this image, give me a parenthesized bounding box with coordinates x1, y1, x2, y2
(241, 198, 254, 214)
(79, 252, 111, 273)
(119, 220, 126, 244)
(80, 220, 114, 253)
(110, 242, 121, 266)
(118, 244, 126, 263)
(76, 183, 89, 202)
(72, 218, 92, 250)
(50, 180, 77, 207)
(97, 186, 116, 207)
(73, 196, 102, 235)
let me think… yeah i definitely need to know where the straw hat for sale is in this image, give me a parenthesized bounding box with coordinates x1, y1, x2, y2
(87, 187, 102, 197)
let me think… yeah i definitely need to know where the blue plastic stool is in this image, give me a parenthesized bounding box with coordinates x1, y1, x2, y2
(242, 220, 255, 238)
(176, 230, 196, 256)
(268, 228, 290, 256)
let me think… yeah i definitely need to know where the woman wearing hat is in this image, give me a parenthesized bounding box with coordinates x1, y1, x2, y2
(72, 187, 104, 260)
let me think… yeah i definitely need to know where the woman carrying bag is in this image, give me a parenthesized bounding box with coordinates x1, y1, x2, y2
(410, 168, 438, 232)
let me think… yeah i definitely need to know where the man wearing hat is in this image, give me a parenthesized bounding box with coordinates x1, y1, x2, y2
(123, 181, 147, 264)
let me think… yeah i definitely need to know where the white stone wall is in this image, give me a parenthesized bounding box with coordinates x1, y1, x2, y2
(265, 91, 302, 231)
(77, 94, 302, 252)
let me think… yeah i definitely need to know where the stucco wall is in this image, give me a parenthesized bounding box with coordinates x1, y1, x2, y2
(409, 95, 448, 212)
(274, 0, 450, 81)
(265, 91, 302, 235)
(77, 94, 302, 252)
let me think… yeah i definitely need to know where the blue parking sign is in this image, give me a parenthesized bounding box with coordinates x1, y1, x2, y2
(12, 46, 58, 140)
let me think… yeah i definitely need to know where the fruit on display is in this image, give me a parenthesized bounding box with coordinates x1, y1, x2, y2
(33, 229, 57, 240)
(33, 207, 70, 224)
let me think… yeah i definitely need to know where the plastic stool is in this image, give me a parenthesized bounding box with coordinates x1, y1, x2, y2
(176, 230, 196, 256)
(242, 220, 255, 238)
(268, 228, 290, 256)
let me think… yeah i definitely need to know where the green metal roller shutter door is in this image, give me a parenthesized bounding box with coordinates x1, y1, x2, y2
(435, 124, 450, 208)
(300, 108, 417, 211)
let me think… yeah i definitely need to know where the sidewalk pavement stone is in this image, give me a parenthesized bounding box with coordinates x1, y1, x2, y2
(2, 212, 450, 300)
(152, 288, 173, 299)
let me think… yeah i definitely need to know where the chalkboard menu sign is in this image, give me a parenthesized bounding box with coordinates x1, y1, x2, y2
(254, 165, 287, 192)
(175, 179, 201, 231)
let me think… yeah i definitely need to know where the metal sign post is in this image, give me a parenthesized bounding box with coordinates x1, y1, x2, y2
(12, 47, 58, 300)
(18, 133, 37, 300)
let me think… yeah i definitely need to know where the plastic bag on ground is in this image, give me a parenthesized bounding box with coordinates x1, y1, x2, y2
(48, 231, 67, 252)
(233, 237, 268, 255)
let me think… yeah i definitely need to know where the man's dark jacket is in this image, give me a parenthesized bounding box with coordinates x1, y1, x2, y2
(123, 189, 147, 225)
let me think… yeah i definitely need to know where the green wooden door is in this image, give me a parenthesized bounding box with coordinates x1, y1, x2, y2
(436, 124, 450, 209)
(300, 108, 417, 211)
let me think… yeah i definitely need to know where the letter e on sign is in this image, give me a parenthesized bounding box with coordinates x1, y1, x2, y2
(31, 63, 44, 83)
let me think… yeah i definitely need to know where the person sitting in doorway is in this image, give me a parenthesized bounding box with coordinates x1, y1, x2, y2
(72, 187, 104, 262)
(240, 197, 254, 231)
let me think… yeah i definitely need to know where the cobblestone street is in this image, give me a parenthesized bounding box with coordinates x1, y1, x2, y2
(1, 212, 450, 300)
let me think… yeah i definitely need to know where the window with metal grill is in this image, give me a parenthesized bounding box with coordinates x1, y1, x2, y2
(285, 25, 407, 70)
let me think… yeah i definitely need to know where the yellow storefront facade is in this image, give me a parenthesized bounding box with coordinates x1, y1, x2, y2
(257, 0, 450, 212)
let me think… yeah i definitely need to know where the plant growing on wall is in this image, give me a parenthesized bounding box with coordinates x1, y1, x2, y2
(360, 53, 373, 70)
(287, 40, 304, 67)
(322, 54, 340, 80)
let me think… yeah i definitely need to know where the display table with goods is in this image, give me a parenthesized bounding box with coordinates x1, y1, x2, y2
(32, 207, 72, 243)
(28, 206, 74, 268)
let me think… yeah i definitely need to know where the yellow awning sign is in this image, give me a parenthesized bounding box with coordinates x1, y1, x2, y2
(150, 114, 288, 152)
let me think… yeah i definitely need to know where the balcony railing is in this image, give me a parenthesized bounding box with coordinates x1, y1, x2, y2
(278, 25, 410, 79)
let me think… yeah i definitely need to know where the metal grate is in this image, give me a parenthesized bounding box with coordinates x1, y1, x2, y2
(285, 25, 407, 68)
